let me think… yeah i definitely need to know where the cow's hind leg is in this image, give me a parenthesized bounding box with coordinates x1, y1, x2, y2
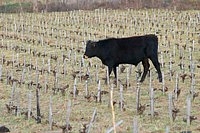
(105, 66, 113, 84)
(113, 65, 118, 79)
(150, 56, 162, 82)
(140, 58, 150, 82)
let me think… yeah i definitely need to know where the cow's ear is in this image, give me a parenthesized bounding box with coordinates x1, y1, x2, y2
(86, 40, 91, 44)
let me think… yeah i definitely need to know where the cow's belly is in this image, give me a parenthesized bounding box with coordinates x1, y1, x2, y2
(116, 55, 145, 66)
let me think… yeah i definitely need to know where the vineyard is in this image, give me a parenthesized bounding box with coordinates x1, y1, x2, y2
(0, 9, 200, 132)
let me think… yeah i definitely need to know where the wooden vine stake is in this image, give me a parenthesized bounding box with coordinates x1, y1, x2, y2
(48, 59, 51, 73)
(150, 87, 154, 118)
(15, 89, 20, 116)
(136, 82, 140, 114)
(97, 80, 101, 103)
(174, 73, 179, 100)
(95, 65, 99, 83)
(49, 96, 53, 130)
(85, 80, 89, 97)
(160, 52, 164, 68)
(63, 59, 67, 77)
(186, 96, 191, 126)
(0, 64, 2, 81)
(87, 108, 97, 133)
(168, 92, 173, 123)
(21, 68, 25, 84)
(189, 47, 192, 73)
(116, 67, 119, 89)
(110, 84, 116, 133)
(73, 78, 77, 99)
(10, 82, 16, 104)
(28, 90, 32, 120)
(165, 126, 170, 133)
(1, 53, 4, 65)
(169, 53, 172, 81)
(149, 71, 154, 118)
(119, 83, 124, 111)
(65, 100, 71, 133)
(136, 63, 142, 81)
(191, 75, 195, 100)
(106, 120, 123, 133)
(106, 67, 110, 85)
(162, 72, 165, 94)
(44, 73, 48, 93)
(149, 70, 152, 91)
(133, 117, 138, 133)
(36, 87, 41, 123)
(126, 67, 130, 90)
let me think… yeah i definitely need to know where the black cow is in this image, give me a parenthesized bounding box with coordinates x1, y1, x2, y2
(83, 34, 162, 82)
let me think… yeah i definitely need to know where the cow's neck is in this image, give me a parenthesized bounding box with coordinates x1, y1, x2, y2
(95, 48, 107, 65)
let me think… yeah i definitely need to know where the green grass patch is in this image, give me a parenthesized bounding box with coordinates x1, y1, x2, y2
(0, 2, 32, 13)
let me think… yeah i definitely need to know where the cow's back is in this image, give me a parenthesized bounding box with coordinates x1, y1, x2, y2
(96, 35, 158, 65)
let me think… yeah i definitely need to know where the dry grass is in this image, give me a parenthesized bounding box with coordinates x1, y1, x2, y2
(0, 9, 200, 133)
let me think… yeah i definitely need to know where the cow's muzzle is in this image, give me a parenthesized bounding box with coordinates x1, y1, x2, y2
(83, 55, 88, 59)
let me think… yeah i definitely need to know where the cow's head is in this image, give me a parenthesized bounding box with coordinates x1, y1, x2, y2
(83, 40, 96, 59)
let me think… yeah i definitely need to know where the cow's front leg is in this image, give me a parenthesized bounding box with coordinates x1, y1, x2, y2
(140, 58, 150, 82)
(108, 66, 113, 76)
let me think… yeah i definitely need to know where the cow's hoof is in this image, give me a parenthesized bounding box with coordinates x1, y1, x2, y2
(140, 79, 144, 83)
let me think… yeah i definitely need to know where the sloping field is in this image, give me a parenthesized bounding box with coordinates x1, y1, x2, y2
(0, 9, 199, 132)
